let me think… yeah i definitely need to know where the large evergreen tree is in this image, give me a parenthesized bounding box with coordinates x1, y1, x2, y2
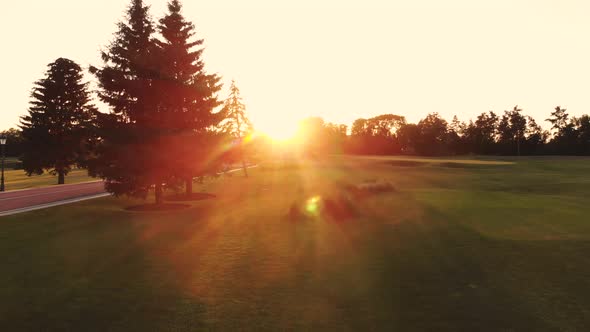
(20, 58, 96, 184)
(155, 0, 223, 195)
(221, 80, 252, 177)
(90, 0, 172, 204)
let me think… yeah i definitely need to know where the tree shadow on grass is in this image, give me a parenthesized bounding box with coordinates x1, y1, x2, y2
(166, 192, 217, 202)
(0, 206, 210, 332)
(125, 203, 191, 212)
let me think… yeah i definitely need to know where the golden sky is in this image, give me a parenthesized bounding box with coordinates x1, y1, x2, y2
(1, 0, 589, 137)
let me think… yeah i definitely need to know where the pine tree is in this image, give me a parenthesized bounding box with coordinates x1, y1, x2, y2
(155, 0, 222, 196)
(20, 58, 96, 184)
(221, 80, 252, 177)
(90, 0, 171, 204)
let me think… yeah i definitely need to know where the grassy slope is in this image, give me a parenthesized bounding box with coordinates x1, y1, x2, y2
(2, 169, 96, 191)
(1, 156, 590, 331)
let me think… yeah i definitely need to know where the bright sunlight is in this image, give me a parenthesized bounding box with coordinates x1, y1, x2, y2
(257, 122, 299, 142)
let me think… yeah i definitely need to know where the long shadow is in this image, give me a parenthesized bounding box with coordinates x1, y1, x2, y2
(0, 205, 211, 331)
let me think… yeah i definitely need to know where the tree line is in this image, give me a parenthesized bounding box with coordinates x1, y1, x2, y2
(295, 106, 590, 157)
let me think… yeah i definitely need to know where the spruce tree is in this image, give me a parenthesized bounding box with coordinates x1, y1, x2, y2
(221, 80, 253, 177)
(90, 0, 171, 204)
(155, 0, 222, 196)
(20, 58, 96, 185)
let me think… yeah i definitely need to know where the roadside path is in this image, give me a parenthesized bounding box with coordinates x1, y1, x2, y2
(0, 165, 258, 217)
(0, 181, 108, 217)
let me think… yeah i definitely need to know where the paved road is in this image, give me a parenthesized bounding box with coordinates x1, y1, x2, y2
(0, 165, 258, 217)
(0, 181, 108, 217)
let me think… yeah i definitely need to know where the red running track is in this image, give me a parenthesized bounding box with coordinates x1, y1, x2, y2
(0, 181, 107, 215)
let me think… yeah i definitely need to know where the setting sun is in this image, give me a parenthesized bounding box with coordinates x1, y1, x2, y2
(257, 122, 299, 142)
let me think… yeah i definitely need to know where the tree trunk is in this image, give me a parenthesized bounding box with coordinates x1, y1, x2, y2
(57, 170, 65, 185)
(185, 177, 193, 196)
(155, 182, 163, 205)
(242, 158, 248, 178)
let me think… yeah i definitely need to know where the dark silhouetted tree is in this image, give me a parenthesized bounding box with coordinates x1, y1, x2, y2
(546, 106, 579, 154)
(0, 128, 24, 158)
(464, 111, 498, 154)
(498, 106, 526, 155)
(547, 106, 569, 133)
(448, 115, 467, 154)
(90, 0, 171, 204)
(523, 116, 547, 155)
(20, 58, 96, 184)
(155, 0, 222, 195)
(574, 115, 590, 154)
(397, 123, 420, 154)
(349, 114, 406, 154)
(415, 113, 449, 155)
(221, 80, 252, 177)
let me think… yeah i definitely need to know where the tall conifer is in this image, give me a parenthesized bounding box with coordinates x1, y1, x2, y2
(90, 0, 170, 204)
(20, 58, 96, 184)
(155, 0, 222, 195)
(221, 80, 252, 177)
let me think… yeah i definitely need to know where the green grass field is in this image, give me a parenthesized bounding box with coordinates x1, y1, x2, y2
(1, 156, 590, 331)
(2, 168, 96, 191)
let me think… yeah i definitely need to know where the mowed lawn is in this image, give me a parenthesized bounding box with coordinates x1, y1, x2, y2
(2, 156, 590, 331)
(2, 168, 96, 191)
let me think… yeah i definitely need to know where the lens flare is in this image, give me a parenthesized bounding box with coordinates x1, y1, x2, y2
(305, 195, 321, 216)
(242, 132, 257, 143)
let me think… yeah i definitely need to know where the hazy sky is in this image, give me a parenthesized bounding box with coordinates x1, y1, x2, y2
(1, 0, 589, 136)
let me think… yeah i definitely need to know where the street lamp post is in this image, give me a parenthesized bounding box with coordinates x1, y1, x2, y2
(0, 137, 6, 192)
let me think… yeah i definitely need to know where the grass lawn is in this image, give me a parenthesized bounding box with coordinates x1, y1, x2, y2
(3, 157, 22, 170)
(2, 168, 96, 191)
(1, 156, 590, 331)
